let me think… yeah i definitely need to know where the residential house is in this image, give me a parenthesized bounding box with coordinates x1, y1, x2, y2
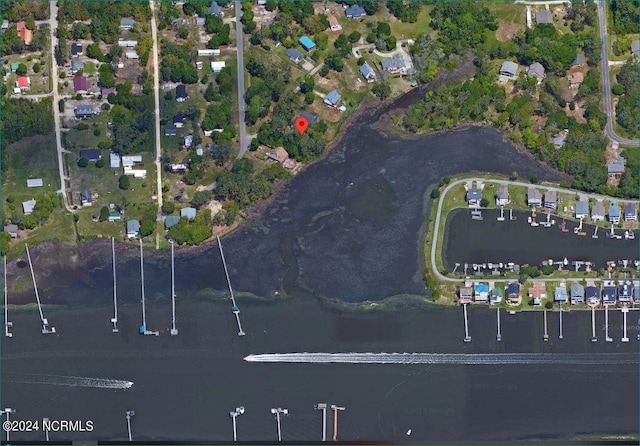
(591, 202, 605, 221)
(101, 87, 116, 97)
(71, 43, 83, 57)
(575, 200, 589, 219)
(120, 18, 136, 30)
(75, 104, 98, 119)
(26, 178, 43, 188)
(22, 199, 36, 215)
(506, 282, 521, 305)
(124, 166, 146, 179)
(359, 63, 376, 82)
(16, 21, 32, 45)
(197, 49, 220, 56)
(572, 53, 584, 67)
(570, 283, 584, 305)
(345, 4, 366, 19)
(126, 220, 140, 238)
(71, 59, 83, 73)
(117, 40, 138, 48)
(466, 188, 482, 206)
(80, 189, 92, 206)
(266, 147, 289, 164)
(3, 224, 18, 238)
(624, 203, 637, 222)
(528, 282, 546, 306)
(554, 285, 568, 303)
(631, 40, 639, 58)
(175, 84, 188, 102)
(474, 283, 489, 303)
(125, 50, 139, 60)
(173, 112, 186, 128)
(568, 71, 583, 89)
(80, 149, 102, 161)
(526, 62, 545, 84)
(286, 48, 304, 63)
(527, 187, 542, 207)
(181, 207, 196, 221)
(607, 156, 625, 177)
(496, 185, 510, 206)
(328, 15, 342, 33)
(196, 17, 206, 26)
(164, 127, 177, 136)
(2, 20, 9, 31)
(381, 54, 406, 74)
(634, 281, 640, 304)
(459, 287, 473, 304)
(299, 36, 316, 51)
(618, 280, 633, 305)
(210, 61, 225, 72)
(170, 163, 187, 173)
(210, 1, 223, 16)
(73, 76, 91, 93)
(535, 9, 553, 25)
(608, 202, 621, 224)
(196, 144, 203, 156)
(490, 287, 503, 305)
(601, 280, 617, 305)
(298, 111, 317, 125)
(184, 134, 194, 148)
(165, 216, 180, 230)
(585, 286, 600, 306)
(323, 89, 341, 108)
(172, 18, 188, 28)
(544, 190, 557, 210)
(16, 76, 30, 91)
(110, 152, 121, 169)
(499, 61, 518, 80)
(121, 155, 142, 168)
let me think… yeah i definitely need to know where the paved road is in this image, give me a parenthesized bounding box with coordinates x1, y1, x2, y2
(150, 0, 163, 215)
(596, 0, 639, 146)
(431, 177, 632, 284)
(234, 1, 248, 159)
(48, 0, 73, 212)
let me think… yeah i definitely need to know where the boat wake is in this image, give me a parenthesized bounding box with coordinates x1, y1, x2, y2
(3, 372, 133, 389)
(244, 352, 638, 365)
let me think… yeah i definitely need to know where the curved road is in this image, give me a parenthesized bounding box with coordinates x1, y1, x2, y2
(596, 0, 638, 146)
(430, 177, 631, 284)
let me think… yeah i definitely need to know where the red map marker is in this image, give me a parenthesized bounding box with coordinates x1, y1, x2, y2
(295, 116, 309, 135)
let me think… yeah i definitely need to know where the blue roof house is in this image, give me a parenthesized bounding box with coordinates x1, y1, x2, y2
(299, 36, 316, 51)
(323, 89, 341, 107)
(474, 283, 489, 303)
(554, 286, 568, 303)
(602, 282, 617, 305)
(210, 1, 223, 15)
(608, 202, 621, 224)
(359, 62, 376, 82)
(181, 207, 197, 221)
(345, 4, 366, 19)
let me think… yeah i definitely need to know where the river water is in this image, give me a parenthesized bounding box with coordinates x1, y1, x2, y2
(2, 98, 638, 441)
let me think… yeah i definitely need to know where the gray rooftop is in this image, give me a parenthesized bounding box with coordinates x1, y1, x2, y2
(625, 202, 637, 216)
(527, 187, 542, 201)
(26, 178, 43, 188)
(181, 207, 197, 220)
(631, 40, 640, 55)
(575, 200, 589, 215)
(572, 53, 584, 66)
(609, 202, 621, 218)
(570, 283, 584, 296)
(527, 62, 545, 79)
(545, 190, 557, 203)
(500, 61, 518, 77)
(323, 89, 341, 106)
(592, 202, 605, 216)
(607, 156, 625, 174)
(360, 62, 375, 79)
(286, 48, 304, 61)
(381, 54, 405, 71)
(535, 10, 553, 25)
(467, 189, 482, 201)
(127, 219, 140, 233)
(345, 4, 366, 18)
(497, 185, 508, 200)
(298, 111, 317, 124)
(22, 199, 36, 215)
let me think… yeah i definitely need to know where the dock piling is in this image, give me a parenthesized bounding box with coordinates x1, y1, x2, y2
(331, 405, 345, 442)
(590, 307, 597, 342)
(605, 305, 613, 342)
(543, 309, 549, 342)
(170, 240, 178, 336)
(111, 237, 119, 333)
(496, 308, 502, 342)
(621, 307, 629, 342)
(4, 256, 13, 338)
(463, 303, 471, 343)
(558, 303, 563, 339)
(314, 403, 328, 441)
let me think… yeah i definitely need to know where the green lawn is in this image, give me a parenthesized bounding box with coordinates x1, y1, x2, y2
(63, 113, 110, 149)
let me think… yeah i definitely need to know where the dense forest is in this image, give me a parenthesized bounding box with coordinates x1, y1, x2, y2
(610, 1, 639, 34)
(614, 60, 639, 138)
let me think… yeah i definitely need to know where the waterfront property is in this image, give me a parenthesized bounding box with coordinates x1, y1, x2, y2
(527, 187, 542, 207)
(601, 280, 617, 305)
(181, 207, 196, 221)
(591, 202, 605, 221)
(634, 281, 640, 304)
(570, 283, 584, 305)
(495, 185, 509, 206)
(466, 188, 482, 207)
(459, 287, 472, 304)
(618, 281, 634, 305)
(575, 200, 589, 219)
(489, 287, 503, 304)
(473, 283, 489, 303)
(544, 190, 557, 210)
(528, 281, 546, 306)
(624, 203, 637, 222)
(506, 282, 521, 305)
(585, 285, 600, 306)
(554, 285, 568, 303)
(4, 224, 18, 238)
(608, 203, 621, 224)
(126, 220, 140, 238)
(323, 90, 342, 108)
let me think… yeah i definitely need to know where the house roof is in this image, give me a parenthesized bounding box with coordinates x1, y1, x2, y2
(26, 178, 43, 187)
(467, 189, 482, 200)
(4, 224, 18, 233)
(497, 185, 509, 200)
(22, 199, 36, 215)
(500, 61, 518, 76)
(71, 43, 82, 56)
(507, 282, 520, 295)
(324, 89, 341, 106)
(570, 283, 584, 296)
(80, 149, 101, 160)
(101, 87, 116, 96)
(527, 187, 542, 201)
(570, 71, 584, 84)
(607, 156, 625, 174)
(75, 104, 95, 115)
(120, 18, 136, 27)
(10, 62, 20, 71)
(165, 215, 180, 229)
(529, 282, 546, 298)
(609, 202, 621, 217)
(554, 286, 568, 300)
(173, 111, 186, 123)
(535, 9, 553, 24)
(181, 207, 197, 220)
(1, 20, 8, 29)
(576, 200, 589, 215)
(572, 53, 584, 66)
(210, 1, 222, 15)
(345, 4, 366, 18)
(624, 202, 637, 216)
(545, 190, 556, 203)
(184, 134, 193, 147)
(474, 283, 489, 293)
(110, 152, 120, 168)
(360, 62, 375, 79)
(286, 48, 304, 61)
(298, 111, 317, 124)
(553, 135, 566, 147)
(17, 76, 30, 88)
(80, 189, 92, 202)
(196, 17, 206, 26)
(16, 22, 32, 45)
(527, 62, 545, 79)
(585, 286, 599, 299)
(299, 36, 316, 50)
(381, 54, 405, 71)
(631, 40, 640, 55)
(164, 126, 177, 136)
(127, 219, 140, 233)
(267, 147, 289, 164)
(328, 15, 341, 29)
(491, 287, 503, 297)
(73, 76, 91, 92)
(592, 202, 605, 216)
(176, 84, 187, 99)
(71, 59, 83, 71)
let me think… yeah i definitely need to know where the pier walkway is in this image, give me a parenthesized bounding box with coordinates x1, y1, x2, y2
(431, 177, 634, 284)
